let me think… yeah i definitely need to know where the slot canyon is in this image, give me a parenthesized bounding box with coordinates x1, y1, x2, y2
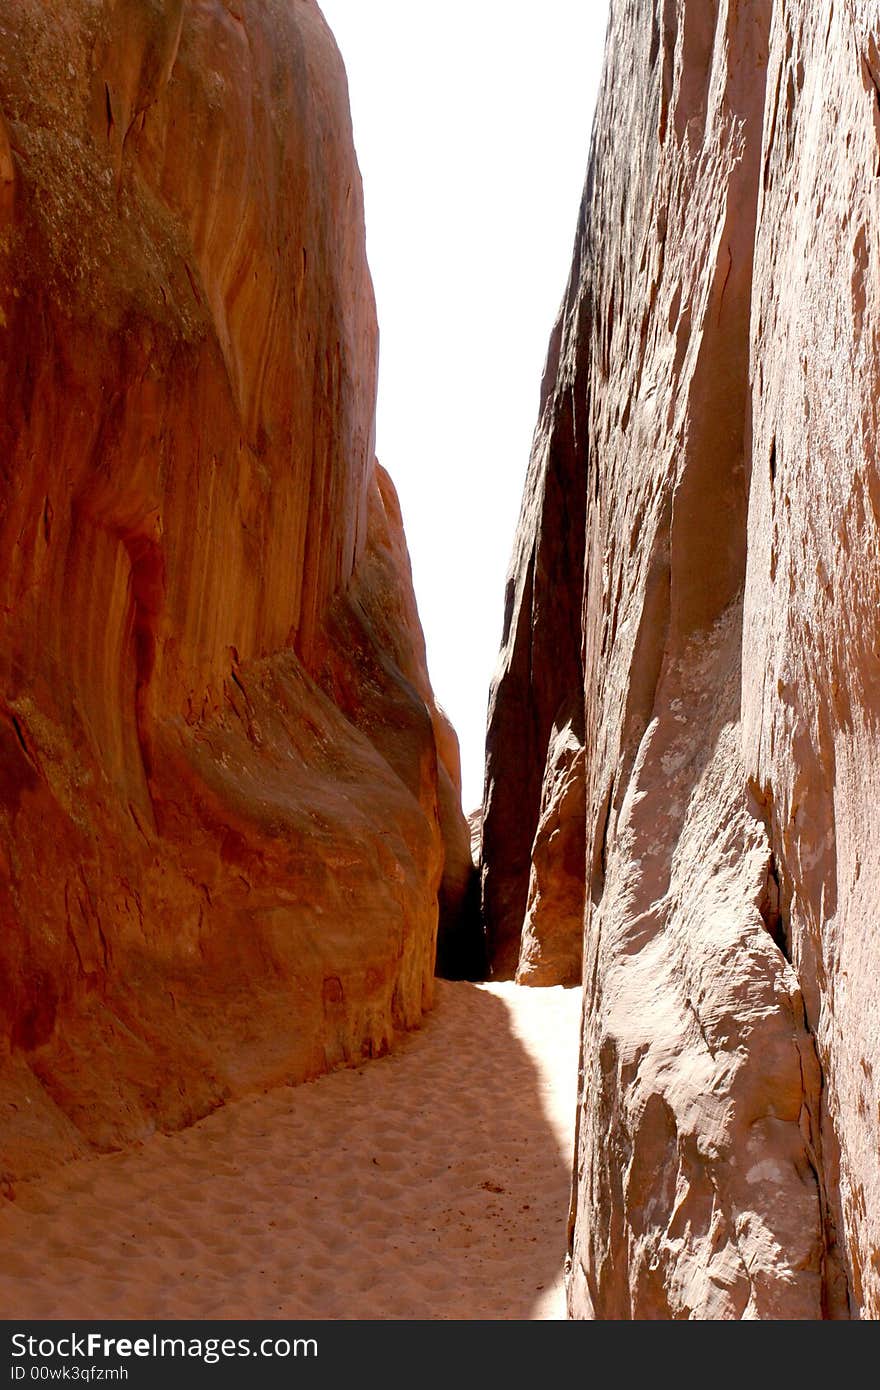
(0, 0, 879, 1322)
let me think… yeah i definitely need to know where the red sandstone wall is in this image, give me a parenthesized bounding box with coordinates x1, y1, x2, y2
(485, 0, 880, 1317)
(0, 0, 469, 1180)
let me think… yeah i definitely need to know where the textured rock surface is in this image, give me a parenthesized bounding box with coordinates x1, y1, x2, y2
(564, 1, 828, 1317)
(480, 275, 587, 982)
(742, 0, 880, 1320)
(485, 0, 880, 1318)
(0, 0, 468, 1180)
(518, 719, 584, 988)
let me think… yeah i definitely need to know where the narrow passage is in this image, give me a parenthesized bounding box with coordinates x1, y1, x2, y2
(0, 983, 581, 1320)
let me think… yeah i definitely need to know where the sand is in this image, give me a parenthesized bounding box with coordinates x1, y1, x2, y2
(0, 981, 582, 1320)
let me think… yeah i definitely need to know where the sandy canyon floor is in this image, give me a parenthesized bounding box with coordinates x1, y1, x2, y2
(0, 982, 581, 1320)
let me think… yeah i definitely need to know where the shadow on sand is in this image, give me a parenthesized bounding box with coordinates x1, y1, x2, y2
(0, 981, 577, 1320)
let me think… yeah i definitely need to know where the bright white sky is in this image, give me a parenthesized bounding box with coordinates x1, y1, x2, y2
(319, 1, 609, 810)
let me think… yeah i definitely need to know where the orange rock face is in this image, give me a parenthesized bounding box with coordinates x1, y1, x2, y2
(485, 0, 880, 1318)
(481, 298, 587, 983)
(517, 719, 584, 988)
(743, 0, 880, 1320)
(0, 0, 468, 1179)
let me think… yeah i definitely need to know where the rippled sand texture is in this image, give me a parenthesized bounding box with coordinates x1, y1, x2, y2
(0, 982, 581, 1320)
